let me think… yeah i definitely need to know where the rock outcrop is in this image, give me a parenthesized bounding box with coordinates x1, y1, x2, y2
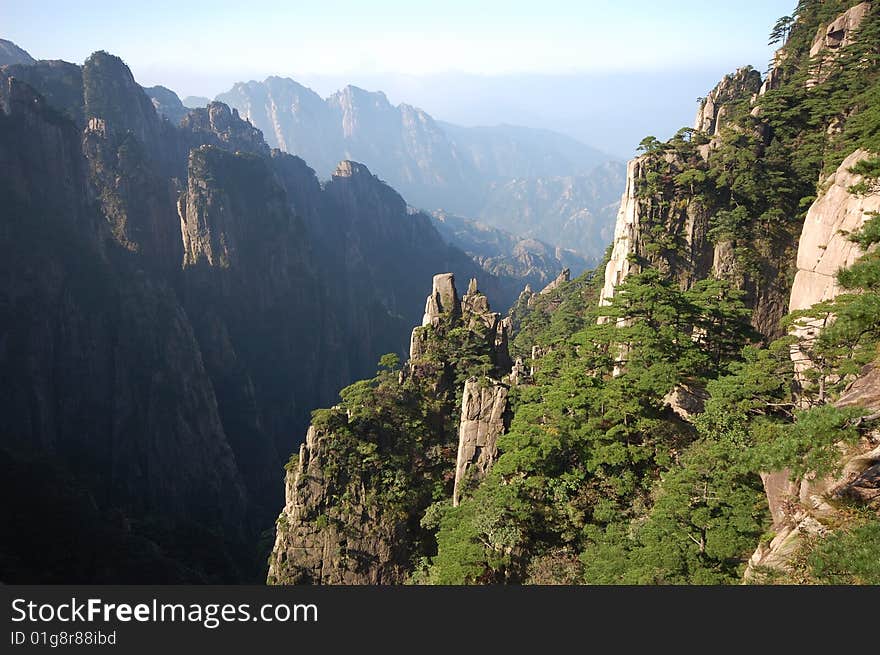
(145, 84, 189, 125)
(788, 149, 880, 376)
(422, 273, 461, 326)
(266, 424, 413, 584)
(808, 2, 872, 86)
(539, 268, 570, 295)
(453, 378, 510, 506)
(663, 385, 709, 422)
(598, 154, 714, 313)
(270, 273, 513, 584)
(693, 67, 763, 136)
(0, 39, 36, 67)
(746, 363, 880, 579)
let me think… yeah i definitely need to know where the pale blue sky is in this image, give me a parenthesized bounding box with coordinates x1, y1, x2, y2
(1, 0, 797, 154)
(5, 1, 794, 87)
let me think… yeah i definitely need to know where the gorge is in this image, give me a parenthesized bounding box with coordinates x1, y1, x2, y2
(2, 0, 879, 586)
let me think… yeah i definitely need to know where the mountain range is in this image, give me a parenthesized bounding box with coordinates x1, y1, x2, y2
(141, 76, 625, 263)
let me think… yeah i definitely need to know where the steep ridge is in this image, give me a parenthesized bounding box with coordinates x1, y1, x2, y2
(599, 66, 791, 339)
(0, 72, 248, 582)
(145, 85, 189, 125)
(0, 39, 35, 66)
(788, 149, 880, 377)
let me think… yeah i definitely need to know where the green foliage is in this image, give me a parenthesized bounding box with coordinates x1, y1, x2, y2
(808, 519, 880, 584)
(378, 352, 401, 373)
(769, 15, 795, 46)
(584, 435, 766, 584)
(426, 263, 759, 583)
(637, 136, 668, 154)
(750, 404, 865, 478)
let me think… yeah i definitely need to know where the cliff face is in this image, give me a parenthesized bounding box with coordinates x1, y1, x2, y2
(789, 149, 880, 374)
(0, 70, 248, 581)
(268, 273, 513, 584)
(746, 146, 880, 578)
(599, 63, 799, 339)
(599, 154, 715, 307)
(789, 149, 879, 311)
(453, 378, 510, 507)
(808, 1, 872, 85)
(693, 67, 763, 136)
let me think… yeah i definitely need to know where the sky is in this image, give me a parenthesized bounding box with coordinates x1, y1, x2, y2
(1, 0, 796, 156)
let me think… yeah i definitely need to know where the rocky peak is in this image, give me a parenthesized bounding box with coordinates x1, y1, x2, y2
(539, 268, 570, 294)
(179, 101, 269, 157)
(333, 159, 372, 179)
(145, 84, 188, 125)
(325, 159, 409, 224)
(808, 2, 873, 86)
(330, 85, 394, 139)
(82, 51, 162, 147)
(0, 38, 36, 66)
(269, 271, 513, 584)
(422, 272, 461, 327)
(694, 66, 763, 136)
(331, 84, 392, 111)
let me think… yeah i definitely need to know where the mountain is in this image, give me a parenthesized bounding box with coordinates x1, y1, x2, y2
(430, 210, 589, 290)
(269, 0, 880, 585)
(215, 77, 624, 260)
(0, 49, 510, 582)
(145, 85, 189, 124)
(0, 39, 34, 66)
